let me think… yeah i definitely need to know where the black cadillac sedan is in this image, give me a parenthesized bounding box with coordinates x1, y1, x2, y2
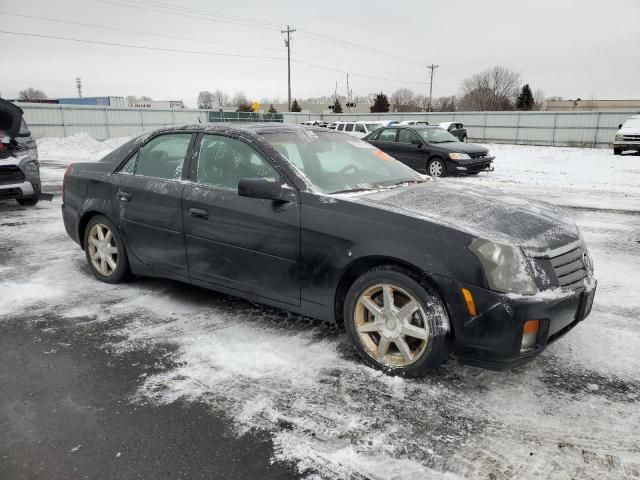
(363, 125, 493, 177)
(62, 124, 596, 377)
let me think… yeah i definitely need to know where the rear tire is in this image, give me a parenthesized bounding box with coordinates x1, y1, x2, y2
(83, 215, 131, 284)
(427, 158, 447, 177)
(343, 265, 450, 377)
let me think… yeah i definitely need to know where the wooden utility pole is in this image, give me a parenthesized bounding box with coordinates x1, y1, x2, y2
(427, 64, 439, 112)
(281, 25, 296, 111)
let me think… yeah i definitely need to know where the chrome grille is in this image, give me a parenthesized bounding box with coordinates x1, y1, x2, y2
(549, 244, 588, 290)
(623, 135, 640, 141)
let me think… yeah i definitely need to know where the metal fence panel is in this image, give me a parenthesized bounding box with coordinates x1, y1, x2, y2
(19, 103, 635, 148)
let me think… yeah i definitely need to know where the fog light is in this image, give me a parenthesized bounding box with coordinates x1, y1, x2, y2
(460, 288, 477, 316)
(521, 320, 540, 351)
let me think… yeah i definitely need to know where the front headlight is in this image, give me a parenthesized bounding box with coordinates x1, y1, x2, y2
(449, 152, 471, 160)
(469, 239, 537, 295)
(615, 134, 624, 141)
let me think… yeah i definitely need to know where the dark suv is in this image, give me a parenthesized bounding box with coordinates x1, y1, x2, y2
(0, 99, 40, 206)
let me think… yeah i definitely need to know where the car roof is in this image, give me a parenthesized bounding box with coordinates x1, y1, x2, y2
(147, 122, 328, 137)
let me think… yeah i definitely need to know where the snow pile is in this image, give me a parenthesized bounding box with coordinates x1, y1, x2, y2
(36, 133, 131, 165)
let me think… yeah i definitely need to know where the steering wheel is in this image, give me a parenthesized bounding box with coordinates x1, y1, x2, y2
(339, 164, 359, 176)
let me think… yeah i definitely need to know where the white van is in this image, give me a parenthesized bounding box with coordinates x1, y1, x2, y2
(334, 121, 386, 138)
(614, 115, 640, 155)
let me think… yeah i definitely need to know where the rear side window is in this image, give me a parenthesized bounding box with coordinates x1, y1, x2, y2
(127, 134, 192, 180)
(336, 124, 345, 131)
(354, 124, 365, 133)
(196, 135, 278, 190)
(376, 129, 397, 142)
(345, 123, 354, 132)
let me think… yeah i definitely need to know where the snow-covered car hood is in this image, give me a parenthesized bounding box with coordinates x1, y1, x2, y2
(617, 126, 640, 135)
(341, 181, 580, 253)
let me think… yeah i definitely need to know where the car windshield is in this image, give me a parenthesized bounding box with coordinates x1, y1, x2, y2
(260, 130, 424, 194)
(622, 119, 640, 128)
(418, 128, 459, 143)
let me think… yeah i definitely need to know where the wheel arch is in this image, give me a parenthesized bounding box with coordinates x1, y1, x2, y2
(333, 255, 452, 334)
(77, 209, 111, 250)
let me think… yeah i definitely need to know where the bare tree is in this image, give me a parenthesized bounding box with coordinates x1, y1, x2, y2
(213, 89, 230, 108)
(197, 91, 215, 109)
(533, 89, 546, 111)
(18, 88, 47, 101)
(435, 96, 457, 112)
(231, 91, 249, 108)
(459, 66, 521, 111)
(390, 88, 422, 112)
(583, 95, 598, 111)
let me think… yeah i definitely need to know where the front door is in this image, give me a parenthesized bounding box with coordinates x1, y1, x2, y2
(182, 133, 301, 306)
(115, 132, 193, 279)
(366, 127, 401, 159)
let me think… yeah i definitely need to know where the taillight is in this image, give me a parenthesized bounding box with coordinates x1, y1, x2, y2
(62, 163, 75, 203)
(0, 143, 6, 153)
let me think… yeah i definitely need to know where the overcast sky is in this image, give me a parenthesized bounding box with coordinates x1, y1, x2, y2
(2, 0, 639, 107)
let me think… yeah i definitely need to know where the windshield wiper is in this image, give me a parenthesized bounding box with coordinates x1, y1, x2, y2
(329, 187, 376, 194)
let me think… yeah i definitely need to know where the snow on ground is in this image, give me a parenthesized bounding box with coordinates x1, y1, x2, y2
(1, 137, 639, 479)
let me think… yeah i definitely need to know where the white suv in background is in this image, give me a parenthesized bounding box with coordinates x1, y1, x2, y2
(614, 115, 640, 155)
(335, 121, 386, 138)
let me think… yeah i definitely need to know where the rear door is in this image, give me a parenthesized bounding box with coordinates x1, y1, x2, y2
(353, 123, 366, 138)
(182, 133, 301, 306)
(365, 128, 401, 159)
(395, 128, 427, 171)
(115, 132, 194, 279)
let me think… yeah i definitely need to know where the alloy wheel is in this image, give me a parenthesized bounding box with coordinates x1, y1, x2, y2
(354, 283, 430, 367)
(429, 161, 444, 177)
(87, 223, 118, 276)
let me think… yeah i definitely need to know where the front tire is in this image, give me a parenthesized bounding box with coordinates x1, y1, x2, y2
(84, 215, 130, 284)
(613, 148, 622, 155)
(343, 266, 450, 377)
(427, 158, 447, 177)
(16, 193, 39, 206)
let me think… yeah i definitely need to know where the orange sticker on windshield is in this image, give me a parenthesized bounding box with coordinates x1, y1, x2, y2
(373, 149, 393, 161)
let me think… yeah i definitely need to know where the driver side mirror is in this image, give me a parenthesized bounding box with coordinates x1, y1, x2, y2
(618, 124, 623, 129)
(238, 178, 288, 202)
(411, 138, 423, 147)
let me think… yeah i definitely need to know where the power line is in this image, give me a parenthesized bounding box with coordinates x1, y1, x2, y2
(0, 11, 283, 52)
(0, 30, 286, 60)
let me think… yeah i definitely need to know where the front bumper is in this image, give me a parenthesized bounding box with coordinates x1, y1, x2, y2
(613, 142, 640, 151)
(0, 180, 35, 200)
(437, 276, 596, 370)
(452, 157, 494, 174)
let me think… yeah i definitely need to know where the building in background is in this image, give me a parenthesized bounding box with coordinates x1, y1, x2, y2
(56, 96, 126, 107)
(134, 100, 185, 109)
(546, 99, 640, 112)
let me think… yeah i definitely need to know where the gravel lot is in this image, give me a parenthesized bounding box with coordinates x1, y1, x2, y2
(1, 135, 639, 479)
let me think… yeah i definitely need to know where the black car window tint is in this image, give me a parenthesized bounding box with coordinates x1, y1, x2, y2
(345, 123, 354, 132)
(377, 129, 397, 142)
(398, 129, 420, 144)
(337, 124, 345, 131)
(354, 124, 365, 133)
(197, 135, 278, 190)
(136, 134, 191, 180)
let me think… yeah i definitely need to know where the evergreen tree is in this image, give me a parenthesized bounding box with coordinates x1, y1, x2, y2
(370, 92, 390, 113)
(333, 98, 343, 114)
(268, 104, 277, 113)
(516, 84, 535, 110)
(291, 99, 302, 112)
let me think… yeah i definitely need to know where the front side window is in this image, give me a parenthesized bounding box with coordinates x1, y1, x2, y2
(376, 128, 398, 142)
(260, 130, 422, 194)
(354, 124, 365, 133)
(133, 133, 192, 179)
(197, 135, 278, 190)
(398, 129, 421, 144)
